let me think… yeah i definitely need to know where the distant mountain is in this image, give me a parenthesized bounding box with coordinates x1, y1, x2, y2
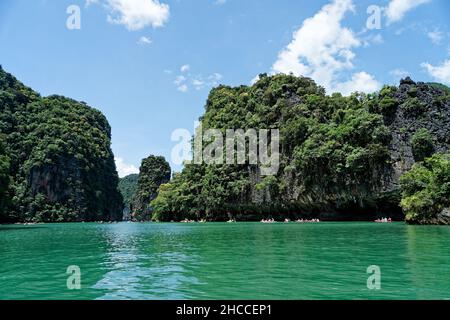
(118, 174, 139, 220)
(0, 66, 123, 223)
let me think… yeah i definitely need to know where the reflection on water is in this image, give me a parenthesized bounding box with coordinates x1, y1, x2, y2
(1, 222, 450, 300)
(405, 226, 450, 300)
(93, 223, 203, 300)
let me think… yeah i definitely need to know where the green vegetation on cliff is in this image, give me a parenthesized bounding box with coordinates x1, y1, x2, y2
(133, 155, 171, 221)
(400, 153, 450, 224)
(118, 174, 139, 213)
(411, 128, 435, 162)
(152, 74, 449, 223)
(0, 135, 10, 218)
(2, 66, 448, 224)
(0, 66, 123, 223)
(152, 74, 393, 221)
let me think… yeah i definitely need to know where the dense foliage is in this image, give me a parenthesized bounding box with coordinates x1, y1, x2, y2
(0, 66, 123, 222)
(400, 153, 450, 224)
(152, 74, 398, 221)
(0, 134, 10, 218)
(411, 128, 435, 162)
(133, 155, 171, 221)
(151, 74, 449, 222)
(118, 174, 139, 213)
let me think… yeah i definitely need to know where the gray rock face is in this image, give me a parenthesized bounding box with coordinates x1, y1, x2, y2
(29, 157, 80, 204)
(437, 208, 450, 224)
(383, 79, 450, 192)
(409, 208, 450, 225)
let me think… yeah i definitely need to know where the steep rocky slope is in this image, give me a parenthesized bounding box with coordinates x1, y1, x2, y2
(0, 66, 123, 222)
(151, 74, 449, 223)
(133, 155, 171, 221)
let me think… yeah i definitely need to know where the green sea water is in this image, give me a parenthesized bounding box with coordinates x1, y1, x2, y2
(1, 222, 449, 300)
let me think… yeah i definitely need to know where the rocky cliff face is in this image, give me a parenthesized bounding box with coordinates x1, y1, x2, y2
(0, 67, 123, 222)
(384, 78, 450, 192)
(150, 74, 449, 222)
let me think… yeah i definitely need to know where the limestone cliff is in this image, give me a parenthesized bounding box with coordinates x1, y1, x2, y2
(0, 66, 123, 222)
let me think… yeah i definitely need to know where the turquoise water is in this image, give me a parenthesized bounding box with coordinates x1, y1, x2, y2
(1, 222, 450, 300)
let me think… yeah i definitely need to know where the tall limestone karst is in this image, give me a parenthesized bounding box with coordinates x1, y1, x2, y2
(133, 155, 171, 221)
(151, 74, 450, 224)
(0, 66, 123, 222)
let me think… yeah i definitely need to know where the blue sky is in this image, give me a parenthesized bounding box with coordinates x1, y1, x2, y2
(0, 0, 449, 176)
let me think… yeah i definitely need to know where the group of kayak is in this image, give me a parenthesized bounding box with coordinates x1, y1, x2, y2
(261, 218, 321, 223)
(167, 217, 392, 223)
(374, 217, 393, 223)
(295, 218, 321, 223)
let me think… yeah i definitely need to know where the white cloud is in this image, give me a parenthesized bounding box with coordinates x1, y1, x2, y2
(172, 67, 222, 93)
(174, 75, 186, 85)
(421, 60, 450, 85)
(208, 73, 223, 86)
(192, 79, 205, 90)
(137, 36, 152, 45)
(250, 75, 260, 85)
(105, 0, 170, 30)
(427, 29, 443, 45)
(385, 0, 431, 24)
(362, 33, 384, 47)
(174, 75, 187, 92)
(180, 64, 190, 72)
(333, 72, 381, 96)
(390, 68, 410, 80)
(115, 157, 139, 178)
(271, 0, 380, 95)
(215, 0, 226, 5)
(86, 0, 99, 6)
(177, 84, 188, 93)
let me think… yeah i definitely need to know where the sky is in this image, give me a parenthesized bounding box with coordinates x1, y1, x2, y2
(0, 0, 449, 176)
